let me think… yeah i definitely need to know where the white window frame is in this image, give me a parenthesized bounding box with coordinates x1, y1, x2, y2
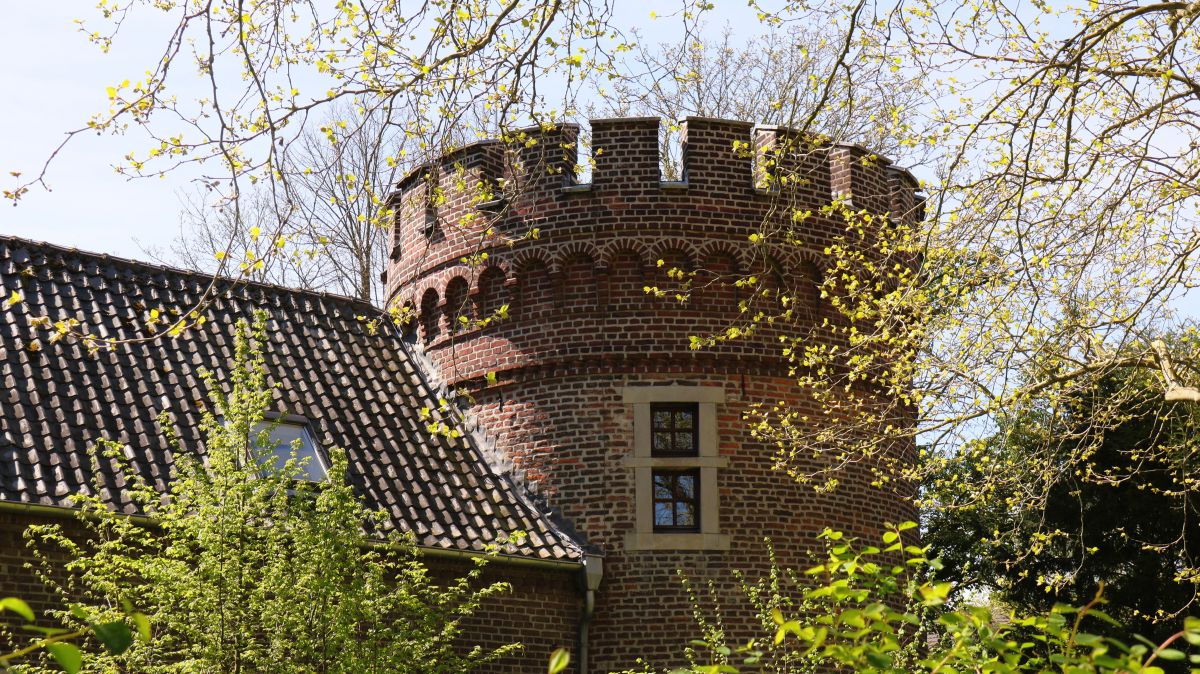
(622, 385, 730, 551)
(247, 413, 328, 482)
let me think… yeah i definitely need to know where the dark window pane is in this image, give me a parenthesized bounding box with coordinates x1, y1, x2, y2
(676, 502, 696, 527)
(651, 469, 700, 531)
(673, 432, 695, 454)
(654, 476, 672, 500)
(655, 502, 674, 527)
(650, 403, 700, 457)
(653, 432, 673, 453)
(675, 473, 696, 499)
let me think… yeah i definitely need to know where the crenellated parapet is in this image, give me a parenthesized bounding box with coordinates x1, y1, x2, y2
(383, 116, 923, 387)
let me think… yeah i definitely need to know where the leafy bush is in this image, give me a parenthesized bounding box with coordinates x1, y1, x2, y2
(1, 596, 142, 672)
(20, 314, 517, 673)
(612, 523, 1200, 674)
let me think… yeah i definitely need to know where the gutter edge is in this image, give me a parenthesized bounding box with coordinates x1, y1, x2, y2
(0, 500, 584, 571)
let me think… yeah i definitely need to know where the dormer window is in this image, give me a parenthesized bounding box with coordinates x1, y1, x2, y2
(252, 420, 327, 482)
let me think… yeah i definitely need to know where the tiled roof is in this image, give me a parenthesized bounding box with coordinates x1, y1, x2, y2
(0, 236, 583, 563)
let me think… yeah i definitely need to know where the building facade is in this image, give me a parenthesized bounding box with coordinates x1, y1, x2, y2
(385, 116, 922, 671)
(1, 116, 919, 673)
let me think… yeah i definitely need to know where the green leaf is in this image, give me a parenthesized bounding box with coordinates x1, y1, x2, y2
(46, 642, 82, 674)
(22, 625, 73, 636)
(93, 621, 134, 654)
(1074, 632, 1104, 646)
(0, 597, 34, 621)
(1185, 618, 1200, 645)
(132, 612, 152, 642)
(1157, 648, 1187, 662)
(548, 647, 570, 674)
(865, 650, 893, 668)
(1083, 608, 1121, 627)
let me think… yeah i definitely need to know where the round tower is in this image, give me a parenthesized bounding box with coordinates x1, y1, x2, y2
(384, 117, 922, 672)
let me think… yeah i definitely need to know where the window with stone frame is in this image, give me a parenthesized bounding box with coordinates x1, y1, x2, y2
(623, 386, 730, 551)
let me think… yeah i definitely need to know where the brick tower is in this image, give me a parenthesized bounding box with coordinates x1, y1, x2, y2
(384, 117, 922, 672)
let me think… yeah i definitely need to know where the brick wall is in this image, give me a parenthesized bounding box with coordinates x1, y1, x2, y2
(385, 117, 922, 671)
(0, 509, 80, 617)
(432, 556, 582, 674)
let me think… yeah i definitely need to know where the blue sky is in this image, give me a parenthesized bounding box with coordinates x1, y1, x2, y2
(0, 3, 759, 260)
(0, 3, 211, 257)
(2, 3, 1196, 320)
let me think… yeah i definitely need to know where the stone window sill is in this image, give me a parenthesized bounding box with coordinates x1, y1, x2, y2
(623, 456, 728, 469)
(624, 532, 731, 551)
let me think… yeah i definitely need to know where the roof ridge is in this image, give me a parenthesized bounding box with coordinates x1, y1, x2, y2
(0, 234, 381, 315)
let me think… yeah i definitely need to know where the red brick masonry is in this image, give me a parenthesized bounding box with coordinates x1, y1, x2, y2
(385, 117, 922, 671)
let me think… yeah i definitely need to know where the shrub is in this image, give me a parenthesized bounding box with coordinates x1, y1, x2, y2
(614, 523, 1200, 674)
(21, 314, 517, 673)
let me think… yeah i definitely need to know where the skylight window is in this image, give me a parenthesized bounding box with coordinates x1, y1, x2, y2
(252, 421, 327, 482)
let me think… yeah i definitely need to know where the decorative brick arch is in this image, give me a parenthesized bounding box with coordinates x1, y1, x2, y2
(695, 244, 744, 311)
(419, 287, 440, 343)
(648, 241, 697, 310)
(474, 265, 510, 320)
(645, 239, 697, 270)
(793, 253, 825, 318)
(512, 252, 555, 321)
(443, 276, 471, 333)
(695, 241, 748, 273)
(558, 249, 598, 311)
(599, 242, 648, 312)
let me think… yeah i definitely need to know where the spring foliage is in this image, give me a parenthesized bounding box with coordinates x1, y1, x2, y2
(1, 596, 142, 673)
(615, 524, 1200, 674)
(925, 341, 1200, 644)
(20, 314, 517, 673)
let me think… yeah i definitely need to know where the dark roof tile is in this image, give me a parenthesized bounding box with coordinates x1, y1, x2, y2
(0, 236, 582, 563)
